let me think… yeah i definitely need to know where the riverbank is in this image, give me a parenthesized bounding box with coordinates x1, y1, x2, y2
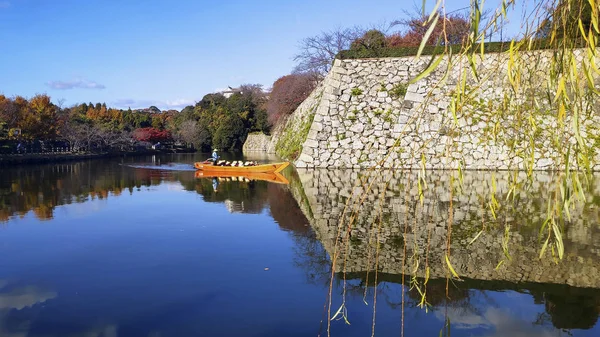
(0, 149, 195, 166)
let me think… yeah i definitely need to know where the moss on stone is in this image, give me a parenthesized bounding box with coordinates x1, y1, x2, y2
(275, 110, 315, 161)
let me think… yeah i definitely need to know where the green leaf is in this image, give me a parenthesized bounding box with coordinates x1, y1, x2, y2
(540, 235, 550, 259)
(410, 53, 444, 84)
(429, 0, 442, 22)
(590, 0, 599, 33)
(553, 223, 564, 259)
(416, 13, 439, 58)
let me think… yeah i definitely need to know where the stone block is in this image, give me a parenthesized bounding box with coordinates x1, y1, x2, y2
(350, 123, 365, 133)
(304, 139, 319, 148)
(404, 91, 424, 103)
(298, 152, 313, 163)
(352, 140, 364, 150)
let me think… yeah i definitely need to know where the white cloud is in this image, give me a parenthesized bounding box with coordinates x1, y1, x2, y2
(0, 284, 56, 310)
(112, 98, 196, 110)
(164, 98, 195, 108)
(46, 78, 105, 90)
(435, 306, 563, 337)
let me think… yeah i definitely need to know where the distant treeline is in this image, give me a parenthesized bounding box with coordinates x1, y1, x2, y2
(0, 86, 272, 153)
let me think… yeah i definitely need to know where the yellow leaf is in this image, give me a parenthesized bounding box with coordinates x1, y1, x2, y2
(468, 230, 484, 245)
(445, 254, 461, 279)
(554, 77, 565, 103)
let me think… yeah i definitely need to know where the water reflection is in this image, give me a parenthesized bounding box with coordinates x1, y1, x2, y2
(0, 158, 278, 221)
(288, 168, 600, 334)
(1, 158, 600, 336)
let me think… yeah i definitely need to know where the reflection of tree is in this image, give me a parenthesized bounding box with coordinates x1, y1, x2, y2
(268, 183, 311, 234)
(0, 157, 297, 223)
(531, 286, 600, 330)
(0, 161, 168, 222)
(291, 231, 332, 286)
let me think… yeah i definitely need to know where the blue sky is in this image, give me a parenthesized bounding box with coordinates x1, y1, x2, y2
(0, 0, 528, 110)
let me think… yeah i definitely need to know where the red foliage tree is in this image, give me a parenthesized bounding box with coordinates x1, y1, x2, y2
(388, 12, 472, 47)
(266, 73, 318, 126)
(133, 127, 172, 143)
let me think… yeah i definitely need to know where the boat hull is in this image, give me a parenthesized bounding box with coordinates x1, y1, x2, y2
(194, 161, 289, 173)
(194, 171, 289, 184)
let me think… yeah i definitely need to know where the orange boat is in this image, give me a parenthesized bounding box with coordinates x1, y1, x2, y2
(194, 161, 290, 173)
(194, 170, 290, 184)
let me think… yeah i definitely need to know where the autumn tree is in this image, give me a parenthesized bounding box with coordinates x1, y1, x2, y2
(266, 73, 318, 126)
(23, 94, 59, 139)
(387, 9, 472, 47)
(0, 95, 21, 130)
(133, 127, 172, 143)
(0, 119, 7, 140)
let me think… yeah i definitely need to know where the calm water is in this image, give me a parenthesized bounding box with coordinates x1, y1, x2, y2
(1, 154, 600, 336)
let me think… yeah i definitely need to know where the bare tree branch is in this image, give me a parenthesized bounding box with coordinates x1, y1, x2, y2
(293, 26, 365, 75)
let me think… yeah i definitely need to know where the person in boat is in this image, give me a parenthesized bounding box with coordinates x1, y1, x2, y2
(211, 149, 220, 164)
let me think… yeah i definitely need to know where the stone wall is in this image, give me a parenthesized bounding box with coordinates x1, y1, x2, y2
(290, 49, 600, 170)
(290, 168, 600, 288)
(242, 133, 272, 153)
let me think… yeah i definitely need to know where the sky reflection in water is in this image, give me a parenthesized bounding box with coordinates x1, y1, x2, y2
(0, 154, 599, 336)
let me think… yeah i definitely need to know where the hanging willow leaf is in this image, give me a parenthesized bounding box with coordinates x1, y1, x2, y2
(468, 230, 484, 245)
(467, 53, 480, 81)
(583, 63, 597, 92)
(540, 235, 550, 259)
(429, 0, 442, 22)
(410, 53, 444, 84)
(416, 13, 440, 59)
(554, 77, 566, 103)
(495, 260, 505, 270)
(553, 222, 564, 259)
(591, 0, 599, 34)
(445, 254, 461, 279)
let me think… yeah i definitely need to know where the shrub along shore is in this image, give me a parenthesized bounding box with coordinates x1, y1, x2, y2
(0, 148, 191, 167)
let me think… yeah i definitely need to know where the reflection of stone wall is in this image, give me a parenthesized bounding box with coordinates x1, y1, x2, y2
(293, 169, 600, 288)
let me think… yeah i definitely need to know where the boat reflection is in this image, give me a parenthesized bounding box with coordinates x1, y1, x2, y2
(194, 170, 289, 185)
